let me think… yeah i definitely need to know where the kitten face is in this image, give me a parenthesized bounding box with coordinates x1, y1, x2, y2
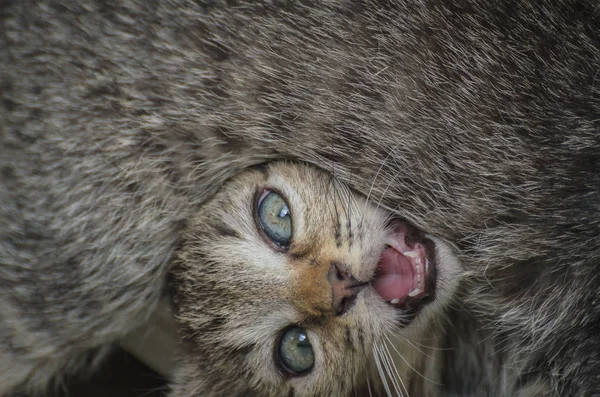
(170, 162, 462, 397)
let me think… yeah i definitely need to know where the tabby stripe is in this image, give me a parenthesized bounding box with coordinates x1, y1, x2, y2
(214, 224, 242, 239)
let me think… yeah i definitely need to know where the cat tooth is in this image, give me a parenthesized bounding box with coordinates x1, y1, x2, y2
(408, 288, 422, 297)
(390, 298, 400, 304)
(386, 238, 412, 254)
(425, 259, 430, 273)
(386, 238, 402, 252)
(404, 250, 418, 259)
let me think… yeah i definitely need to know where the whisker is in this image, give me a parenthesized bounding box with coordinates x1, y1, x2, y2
(346, 170, 354, 247)
(357, 328, 378, 397)
(378, 342, 406, 397)
(338, 181, 355, 246)
(385, 341, 412, 397)
(137, 384, 171, 397)
(327, 140, 347, 243)
(404, 335, 453, 353)
(366, 375, 374, 397)
(384, 334, 443, 386)
(399, 336, 436, 358)
(330, 175, 342, 228)
(360, 145, 397, 226)
(374, 166, 399, 212)
(325, 176, 338, 223)
(373, 343, 394, 397)
(332, 172, 350, 221)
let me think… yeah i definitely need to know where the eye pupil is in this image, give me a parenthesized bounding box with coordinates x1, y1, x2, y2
(257, 190, 292, 248)
(278, 326, 314, 376)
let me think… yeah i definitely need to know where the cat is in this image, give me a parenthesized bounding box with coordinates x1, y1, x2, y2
(1, 0, 599, 396)
(170, 161, 458, 396)
(168, 161, 548, 397)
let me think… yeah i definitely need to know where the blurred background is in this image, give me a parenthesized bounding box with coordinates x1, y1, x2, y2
(26, 347, 167, 397)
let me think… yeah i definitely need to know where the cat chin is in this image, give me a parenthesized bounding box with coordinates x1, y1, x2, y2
(405, 235, 463, 330)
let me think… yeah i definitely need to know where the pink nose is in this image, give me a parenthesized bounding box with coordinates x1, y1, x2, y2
(327, 263, 366, 316)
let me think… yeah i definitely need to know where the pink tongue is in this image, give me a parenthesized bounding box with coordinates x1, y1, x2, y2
(373, 247, 415, 301)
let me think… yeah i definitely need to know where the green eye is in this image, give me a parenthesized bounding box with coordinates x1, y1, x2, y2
(277, 326, 314, 376)
(257, 190, 292, 248)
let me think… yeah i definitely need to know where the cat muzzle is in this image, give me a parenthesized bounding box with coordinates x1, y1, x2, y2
(328, 263, 368, 316)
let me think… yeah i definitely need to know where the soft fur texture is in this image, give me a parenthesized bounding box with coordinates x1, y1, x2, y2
(1, 0, 599, 396)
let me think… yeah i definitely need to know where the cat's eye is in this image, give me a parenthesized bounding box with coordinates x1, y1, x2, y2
(257, 190, 292, 249)
(277, 326, 315, 376)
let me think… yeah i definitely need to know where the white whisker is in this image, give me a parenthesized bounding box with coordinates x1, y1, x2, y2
(384, 334, 443, 386)
(360, 144, 398, 225)
(373, 343, 394, 397)
(398, 334, 452, 358)
(366, 373, 374, 397)
(378, 342, 406, 397)
(374, 168, 399, 212)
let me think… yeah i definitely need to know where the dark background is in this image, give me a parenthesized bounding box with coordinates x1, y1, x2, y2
(24, 348, 168, 397)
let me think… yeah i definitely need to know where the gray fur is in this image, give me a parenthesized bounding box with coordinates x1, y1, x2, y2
(1, 0, 599, 396)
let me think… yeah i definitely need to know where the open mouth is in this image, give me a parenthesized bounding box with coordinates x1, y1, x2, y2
(371, 220, 437, 313)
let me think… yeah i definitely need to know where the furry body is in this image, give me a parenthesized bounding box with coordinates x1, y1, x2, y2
(1, 0, 599, 395)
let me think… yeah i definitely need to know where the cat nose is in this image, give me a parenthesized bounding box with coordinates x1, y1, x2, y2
(328, 263, 366, 316)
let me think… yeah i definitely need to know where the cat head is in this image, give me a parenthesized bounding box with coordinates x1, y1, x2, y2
(169, 162, 462, 397)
